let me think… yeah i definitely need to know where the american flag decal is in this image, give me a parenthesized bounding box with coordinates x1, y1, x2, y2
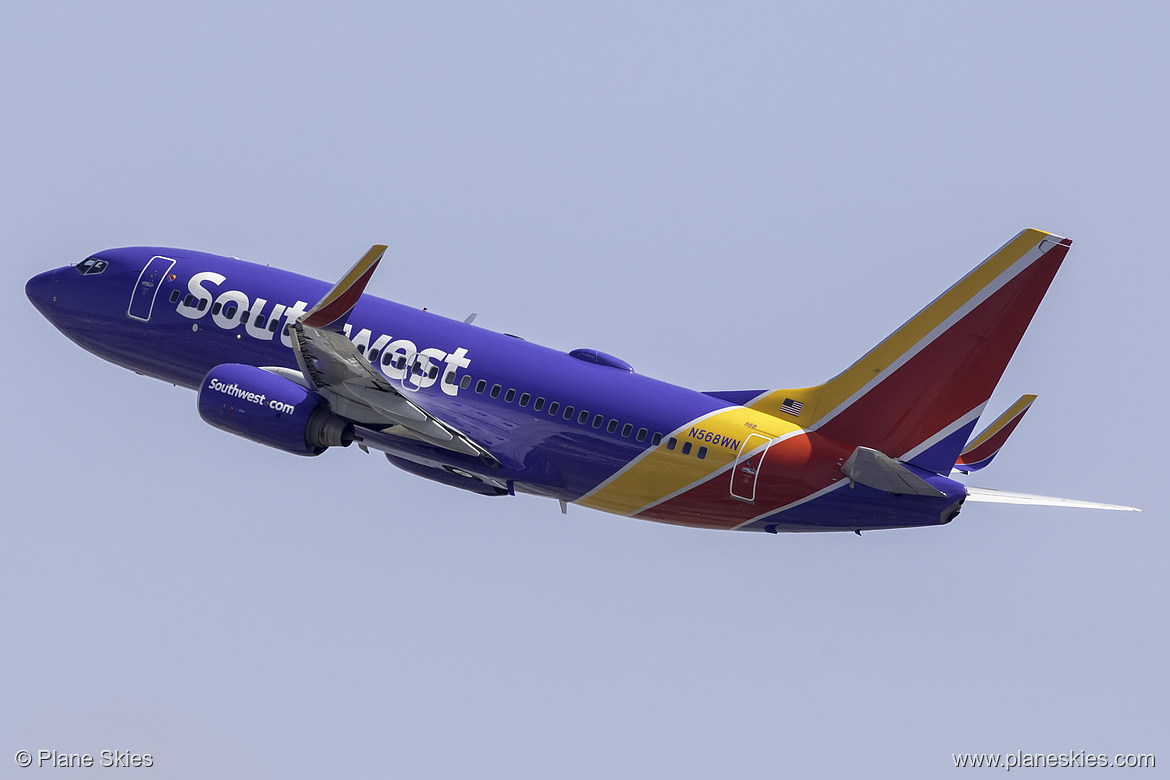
(781, 398, 804, 416)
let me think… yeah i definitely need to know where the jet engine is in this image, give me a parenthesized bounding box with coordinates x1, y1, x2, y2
(197, 363, 354, 456)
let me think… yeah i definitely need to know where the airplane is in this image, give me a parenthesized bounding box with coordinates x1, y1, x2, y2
(25, 228, 1138, 534)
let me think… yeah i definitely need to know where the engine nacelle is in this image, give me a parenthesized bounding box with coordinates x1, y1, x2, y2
(197, 364, 354, 456)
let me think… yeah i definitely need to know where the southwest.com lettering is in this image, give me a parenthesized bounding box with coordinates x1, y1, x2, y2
(953, 750, 1155, 770)
(208, 377, 296, 414)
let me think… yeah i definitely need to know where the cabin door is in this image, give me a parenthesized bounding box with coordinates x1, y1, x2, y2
(127, 256, 176, 321)
(730, 433, 771, 504)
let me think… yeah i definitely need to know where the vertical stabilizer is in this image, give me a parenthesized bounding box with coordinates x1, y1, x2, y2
(746, 229, 1070, 474)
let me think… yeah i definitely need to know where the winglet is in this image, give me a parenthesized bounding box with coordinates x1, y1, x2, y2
(300, 244, 387, 331)
(955, 394, 1037, 473)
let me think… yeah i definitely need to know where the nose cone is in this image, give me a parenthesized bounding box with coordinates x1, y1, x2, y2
(26, 269, 62, 319)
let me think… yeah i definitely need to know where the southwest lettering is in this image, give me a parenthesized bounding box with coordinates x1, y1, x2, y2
(177, 272, 471, 395)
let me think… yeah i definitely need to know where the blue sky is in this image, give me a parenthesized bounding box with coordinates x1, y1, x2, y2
(3, 2, 1166, 777)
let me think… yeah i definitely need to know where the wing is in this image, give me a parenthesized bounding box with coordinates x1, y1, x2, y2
(285, 245, 495, 463)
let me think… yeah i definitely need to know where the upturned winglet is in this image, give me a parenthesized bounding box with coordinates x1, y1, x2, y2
(300, 244, 387, 331)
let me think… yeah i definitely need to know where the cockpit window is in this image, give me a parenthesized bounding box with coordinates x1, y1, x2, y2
(76, 258, 108, 275)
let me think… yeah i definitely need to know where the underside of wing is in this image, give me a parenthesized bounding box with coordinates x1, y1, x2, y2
(286, 246, 496, 463)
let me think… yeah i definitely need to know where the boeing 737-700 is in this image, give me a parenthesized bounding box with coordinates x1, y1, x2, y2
(25, 228, 1137, 534)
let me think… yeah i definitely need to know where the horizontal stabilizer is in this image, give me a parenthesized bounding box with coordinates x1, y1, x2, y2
(841, 446, 946, 497)
(965, 486, 1140, 512)
(955, 394, 1037, 472)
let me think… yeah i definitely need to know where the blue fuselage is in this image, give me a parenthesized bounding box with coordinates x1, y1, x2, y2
(26, 246, 968, 532)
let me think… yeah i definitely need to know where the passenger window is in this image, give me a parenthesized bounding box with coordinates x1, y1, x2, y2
(443, 371, 455, 385)
(169, 290, 180, 303)
(490, 384, 501, 398)
(504, 389, 516, 403)
(636, 428, 647, 442)
(607, 419, 618, 434)
(652, 433, 663, 446)
(563, 406, 574, 420)
(534, 397, 545, 411)
(212, 302, 222, 315)
(592, 414, 603, 428)
(429, 366, 438, 379)
(283, 324, 291, 336)
(578, 410, 589, 424)
(255, 314, 266, 328)
(697, 446, 708, 460)
(369, 349, 380, 362)
(460, 375, 472, 390)
(548, 401, 559, 416)
(268, 318, 280, 332)
(356, 343, 366, 355)
(240, 311, 249, 324)
(621, 424, 632, 438)
(224, 304, 237, 318)
(475, 380, 487, 394)
(198, 298, 208, 311)
(666, 437, 676, 450)
(519, 393, 530, 407)
(183, 294, 195, 307)
(681, 442, 692, 455)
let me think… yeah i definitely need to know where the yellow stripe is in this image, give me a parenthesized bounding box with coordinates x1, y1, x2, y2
(747, 229, 1053, 424)
(578, 406, 799, 516)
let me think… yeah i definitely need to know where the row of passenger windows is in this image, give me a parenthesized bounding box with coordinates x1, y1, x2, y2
(453, 375, 707, 459)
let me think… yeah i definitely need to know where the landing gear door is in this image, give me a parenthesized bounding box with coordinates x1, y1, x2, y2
(127, 256, 176, 322)
(730, 433, 771, 504)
